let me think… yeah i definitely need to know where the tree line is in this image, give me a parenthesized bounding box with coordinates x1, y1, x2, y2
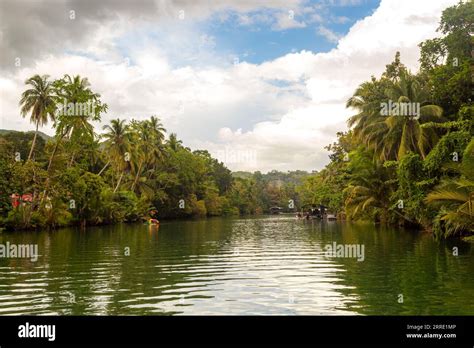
(0, 2, 472, 241)
(0, 76, 311, 229)
(297, 2, 473, 240)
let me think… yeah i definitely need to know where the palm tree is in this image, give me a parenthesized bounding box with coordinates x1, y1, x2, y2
(347, 70, 444, 161)
(102, 119, 130, 192)
(146, 116, 167, 173)
(149, 116, 166, 143)
(19, 75, 56, 160)
(167, 133, 183, 151)
(129, 120, 150, 192)
(47, 74, 105, 171)
(343, 150, 395, 223)
(384, 70, 444, 159)
(426, 139, 474, 238)
(344, 177, 393, 223)
(128, 118, 166, 193)
(41, 74, 106, 206)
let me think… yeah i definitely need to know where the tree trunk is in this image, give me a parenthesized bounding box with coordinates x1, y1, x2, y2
(98, 161, 110, 176)
(114, 171, 124, 193)
(42, 133, 66, 205)
(68, 152, 75, 168)
(27, 121, 39, 161)
(131, 161, 143, 192)
(47, 132, 66, 172)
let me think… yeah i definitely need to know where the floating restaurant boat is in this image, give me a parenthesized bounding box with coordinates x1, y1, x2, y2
(269, 206, 283, 214)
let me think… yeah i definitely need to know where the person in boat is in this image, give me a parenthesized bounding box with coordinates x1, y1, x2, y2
(147, 209, 160, 225)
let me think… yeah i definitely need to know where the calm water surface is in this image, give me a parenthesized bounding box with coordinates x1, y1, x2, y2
(0, 216, 473, 315)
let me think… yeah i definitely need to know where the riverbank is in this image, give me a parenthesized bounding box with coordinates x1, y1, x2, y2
(1, 2, 473, 239)
(3, 210, 473, 244)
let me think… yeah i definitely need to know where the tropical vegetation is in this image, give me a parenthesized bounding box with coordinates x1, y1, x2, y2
(0, 2, 472, 240)
(297, 1, 473, 239)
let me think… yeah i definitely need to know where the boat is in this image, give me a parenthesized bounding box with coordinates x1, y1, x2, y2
(145, 218, 160, 225)
(269, 206, 283, 215)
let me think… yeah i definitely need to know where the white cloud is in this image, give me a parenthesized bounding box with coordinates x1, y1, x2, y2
(0, 0, 459, 173)
(333, 15, 350, 24)
(272, 11, 307, 30)
(201, 0, 458, 172)
(317, 25, 342, 43)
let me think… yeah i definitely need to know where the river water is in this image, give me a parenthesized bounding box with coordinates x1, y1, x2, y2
(0, 215, 473, 315)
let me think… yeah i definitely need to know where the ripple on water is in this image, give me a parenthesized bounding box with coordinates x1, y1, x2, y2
(0, 217, 473, 315)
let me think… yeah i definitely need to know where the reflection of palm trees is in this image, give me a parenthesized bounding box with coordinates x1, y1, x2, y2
(335, 223, 474, 315)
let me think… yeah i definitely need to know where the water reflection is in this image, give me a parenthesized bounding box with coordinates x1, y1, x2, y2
(0, 216, 472, 315)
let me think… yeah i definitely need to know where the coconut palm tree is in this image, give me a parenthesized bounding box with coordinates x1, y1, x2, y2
(347, 70, 445, 161)
(426, 139, 474, 238)
(47, 74, 105, 171)
(149, 115, 166, 144)
(102, 119, 131, 192)
(384, 70, 445, 159)
(343, 150, 395, 223)
(127, 118, 167, 193)
(167, 133, 183, 151)
(19, 74, 56, 160)
(146, 116, 167, 173)
(40, 75, 106, 206)
(128, 120, 150, 192)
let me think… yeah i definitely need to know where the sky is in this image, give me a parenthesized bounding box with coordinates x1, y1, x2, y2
(0, 0, 459, 172)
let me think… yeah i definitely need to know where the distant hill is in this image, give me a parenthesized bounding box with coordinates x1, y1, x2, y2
(0, 129, 52, 141)
(232, 170, 312, 183)
(232, 171, 254, 179)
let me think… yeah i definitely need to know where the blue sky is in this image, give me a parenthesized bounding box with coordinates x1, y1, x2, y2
(111, 0, 382, 69)
(0, 0, 456, 172)
(205, 0, 381, 64)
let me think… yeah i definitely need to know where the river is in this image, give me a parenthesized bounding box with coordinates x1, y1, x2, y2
(0, 215, 473, 315)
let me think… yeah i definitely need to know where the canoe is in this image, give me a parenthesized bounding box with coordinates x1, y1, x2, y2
(145, 219, 160, 225)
